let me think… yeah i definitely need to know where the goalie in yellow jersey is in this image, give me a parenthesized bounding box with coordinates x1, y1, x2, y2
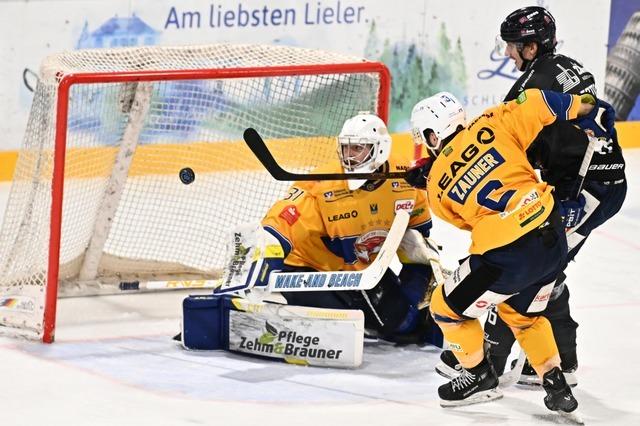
(405, 89, 597, 413)
(252, 112, 443, 346)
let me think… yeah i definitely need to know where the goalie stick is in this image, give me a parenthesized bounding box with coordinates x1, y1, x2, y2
(243, 128, 407, 181)
(263, 210, 410, 292)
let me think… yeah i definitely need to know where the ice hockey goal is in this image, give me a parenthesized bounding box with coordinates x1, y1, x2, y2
(0, 44, 390, 342)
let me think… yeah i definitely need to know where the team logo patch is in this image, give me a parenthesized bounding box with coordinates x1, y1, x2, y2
(323, 191, 334, 199)
(394, 199, 415, 213)
(370, 203, 378, 214)
(391, 182, 399, 188)
(279, 205, 300, 225)
(354, 229, 388, 264)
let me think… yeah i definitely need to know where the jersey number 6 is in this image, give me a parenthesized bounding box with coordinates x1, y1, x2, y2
(476, 180, 516, 212)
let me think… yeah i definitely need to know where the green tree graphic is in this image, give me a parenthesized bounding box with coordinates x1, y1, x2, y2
(364, 20, 468, 132)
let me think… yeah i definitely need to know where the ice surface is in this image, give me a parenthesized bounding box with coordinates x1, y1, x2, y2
(1, 151, 639, 425)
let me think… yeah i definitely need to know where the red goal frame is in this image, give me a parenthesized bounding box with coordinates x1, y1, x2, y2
(43, 62, 391, 343)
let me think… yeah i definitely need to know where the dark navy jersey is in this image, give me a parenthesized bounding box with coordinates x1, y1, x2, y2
(505, 53, 624, 191)
(504, 53, 596, 102)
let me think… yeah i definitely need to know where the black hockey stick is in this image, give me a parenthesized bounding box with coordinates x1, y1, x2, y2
(571, 134, 598, 199)
(243, 128, 407, 181)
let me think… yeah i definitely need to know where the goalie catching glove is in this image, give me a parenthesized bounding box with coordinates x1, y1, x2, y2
(215, 223, 287, 295)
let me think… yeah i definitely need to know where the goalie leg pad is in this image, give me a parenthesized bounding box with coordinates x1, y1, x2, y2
(182, 294, 365, 368)
(182, 295, 231, 350)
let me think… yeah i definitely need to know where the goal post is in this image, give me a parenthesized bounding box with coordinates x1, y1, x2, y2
(0, 44, 391, 343)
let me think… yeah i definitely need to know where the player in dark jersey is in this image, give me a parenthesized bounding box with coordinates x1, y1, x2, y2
(435, 5, 627, 387)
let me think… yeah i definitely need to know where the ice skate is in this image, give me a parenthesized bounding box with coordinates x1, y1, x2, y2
(512, 358, 578, 387)
(542, 367, 583, 424)
(439, 358, 503, 407)
(435, 349, 462, 379)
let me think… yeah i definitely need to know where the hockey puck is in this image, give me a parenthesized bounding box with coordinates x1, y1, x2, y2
(179, 167, 195, 184)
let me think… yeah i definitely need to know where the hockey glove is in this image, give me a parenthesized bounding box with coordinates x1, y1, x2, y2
(559, 194, 586, 229)
(574, 98, 618, 143)
(404, 157, 433, 189)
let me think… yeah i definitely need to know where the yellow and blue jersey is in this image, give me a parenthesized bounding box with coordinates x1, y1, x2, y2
(427, 89, 583, 254)
(262, 153, 432, 272)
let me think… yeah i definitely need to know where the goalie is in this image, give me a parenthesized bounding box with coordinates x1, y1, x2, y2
(232, 112, 444, 346)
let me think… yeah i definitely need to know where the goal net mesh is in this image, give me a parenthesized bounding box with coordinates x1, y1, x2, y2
(0, 44, 387, 339)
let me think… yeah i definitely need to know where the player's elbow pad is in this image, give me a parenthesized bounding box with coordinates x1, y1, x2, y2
(540, 90, 575, 120)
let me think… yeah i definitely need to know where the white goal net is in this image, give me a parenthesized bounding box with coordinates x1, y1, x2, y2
(0, 43, 390, 342)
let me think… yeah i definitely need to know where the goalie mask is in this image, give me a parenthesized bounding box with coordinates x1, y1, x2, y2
(338, 112, 392, 190)
(411, 92, 466, 157)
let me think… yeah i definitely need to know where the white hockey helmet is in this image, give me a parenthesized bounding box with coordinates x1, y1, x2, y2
(337, 112, 392, 190)
(411, 92, 466, 156)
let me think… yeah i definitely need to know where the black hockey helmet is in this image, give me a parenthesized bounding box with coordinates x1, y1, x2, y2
(500, 6, 557, 53)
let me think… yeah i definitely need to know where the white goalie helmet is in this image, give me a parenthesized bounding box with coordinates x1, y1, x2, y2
(411, 92, 466, 156)
(337, 112, 392, 190)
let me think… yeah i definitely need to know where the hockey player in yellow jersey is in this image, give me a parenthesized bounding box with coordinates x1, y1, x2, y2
(405, 89, 597, 414)
(256, 112, 442, 345)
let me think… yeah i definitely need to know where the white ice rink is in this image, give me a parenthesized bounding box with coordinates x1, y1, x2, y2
(1, 150, 639, 426)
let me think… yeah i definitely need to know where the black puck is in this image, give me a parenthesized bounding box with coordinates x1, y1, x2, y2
(179, 167, 195, 184)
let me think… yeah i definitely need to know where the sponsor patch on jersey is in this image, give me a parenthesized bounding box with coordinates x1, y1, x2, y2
(322, 189, 352, 202)
(448, 343, 462, 352)
(279, 205, 300, 225)
(370, 203, 378, 214)
(517, 203, 545, 227)
(327, 210, 358, 222)
(394, 199, 415, 213)
(500, 189, 539, 219)
(516, 91, 527, 104)
(391, 180, 413, 193)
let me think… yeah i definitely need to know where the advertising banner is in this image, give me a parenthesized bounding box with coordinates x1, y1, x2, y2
(604, 0, 640, 120)
(0, 0, 611, 151)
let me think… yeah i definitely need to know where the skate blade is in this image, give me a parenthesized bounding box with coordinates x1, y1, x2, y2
(558, 410, 584, 425)
(440, 388, 503, 407)
(435, 362, 461, 380)
(516, 376, 542, 387)
(563, 372, 578, 388)
(516, 372, 577, 388)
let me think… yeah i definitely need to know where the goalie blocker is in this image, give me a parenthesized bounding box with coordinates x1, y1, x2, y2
(181, 294, 364, 368)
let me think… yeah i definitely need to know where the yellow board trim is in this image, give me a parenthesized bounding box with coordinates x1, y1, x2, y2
(0, 124, 637, 182)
